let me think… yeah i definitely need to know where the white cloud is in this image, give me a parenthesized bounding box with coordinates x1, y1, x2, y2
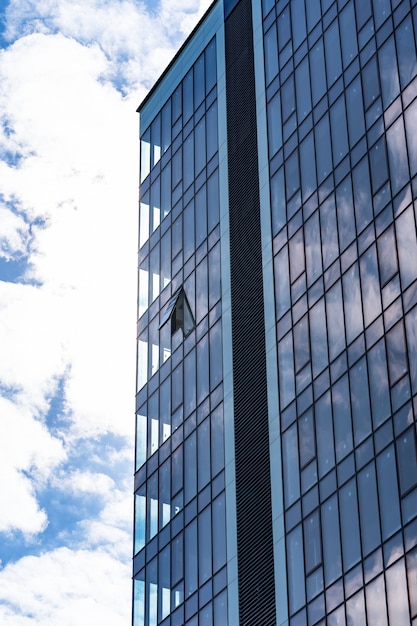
(0, 547, 131, 626)
(0, 206, 29, 260)
(0, 0, 213, 623)
(0, 396, 65, 536)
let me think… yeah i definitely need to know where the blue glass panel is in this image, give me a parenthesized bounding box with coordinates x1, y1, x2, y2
(184, 431, 197, 503)
(332, 374, 353, 463)
(360, 244, 382, 327)
(279, 332, 296, 408)
(350, 357, 372, 446)
(291, 0, 306, 49)
(405, 99, 417, 177)
(275, 246, 291, 317)
(342, 262, 363, 344)
(295, 56, 311, 120)
(268, 91, 283, 156)
(185, 520, 198, 596)
(330, 95, 349, 166)
(377, 445, 402, 540)
(352, 157, 373, 232)
(310, 298, 328, 377)
(300, 132, 317, 201)
(336, 176, 355, 251)
(396, 205, 417, 289)
(386, 558, 410, 623)
(339, 479, 361, 571)
(322, 494, 342, 585)
(316, 391, 335, 478)
(282, 423, 300, 506)
(305, 211, 322, 285)
(205, 38, 216, 94)
(396, 15, 417, 89)
(304, 510, 322, 573)
(324, 19, 342, 85)
(287, 524, 306, 613)
(340, 3, 358, 67)
(264, 24, 279, 84)
(198, 506, 212, 583)
(310, 38, 327, 105)
(373, 0, 392, 29)
(315, 113, 332, 184)
(183, 131, 194, 191)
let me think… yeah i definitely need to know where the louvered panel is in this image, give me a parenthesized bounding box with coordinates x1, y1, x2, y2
(225, 0, 276, 624)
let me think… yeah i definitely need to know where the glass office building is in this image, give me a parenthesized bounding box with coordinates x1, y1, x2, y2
(134, 0, 417, 624)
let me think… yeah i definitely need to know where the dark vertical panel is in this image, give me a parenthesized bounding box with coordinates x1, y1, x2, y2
(225, 0, 276, 623)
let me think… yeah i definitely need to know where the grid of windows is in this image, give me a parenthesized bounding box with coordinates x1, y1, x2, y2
(262, 0, 417, 623)
(134, 36, 228, 626)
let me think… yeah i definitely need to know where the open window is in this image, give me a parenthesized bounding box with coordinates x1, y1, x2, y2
(159, 287, 195, 337)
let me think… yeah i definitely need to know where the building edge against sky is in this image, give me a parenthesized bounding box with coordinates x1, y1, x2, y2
(134, 0, 417, 625)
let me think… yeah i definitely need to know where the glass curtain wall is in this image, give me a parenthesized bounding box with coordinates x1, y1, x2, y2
(134, 35, 228, 626)
(262, 0, 417, 624)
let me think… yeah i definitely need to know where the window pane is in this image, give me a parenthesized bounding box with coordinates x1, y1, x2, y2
(326, 280, 345, 361)
(330, 95, 349, 166)
(287, 525, 306, 613)
(268, 91, 282, 156)
(396, 205, 417, 289)
(340, 3, 357, 67)
(206, 102, 218, 160)
(346, 77, 365, 148)
(332, 374, 353, 463)
(386, 322, 407, 386)
(396, 428, 417, 495)
(320, 193, 338, 270)
(310, 38, 326, 105)
(184, 432, 196, 503)
(324, 19, 342, 85)
(387, 117, 408, 195)
(212, 493, 226, 572)
(358, 463, 381, 556)
(295, 56, 311, 120)
(282, 422, 300, 506)
(197, 416, 210, 490)
(274, 246, 290, 317)
(299, 407, 315, 467)
(336, 176, 355, 251)
(377, 446, 401, 540)
(310, 298, 328, 377)
(279, 332, 295, 408)
(386, 559, 410, 624)
(300, 132, 317, 201)
(315, 112, 332, 184)
(264, 24, 278, 84)
(369, 138, 389, 194)
(304, 510, 322, 573)
(366, 574, 388, 625)
(305, 211, 322, 285)
(198, 506, 212, 583)
(367, 339, 391, 428)
(360, 244, 381, 327)
(340, 479, 361, 571)
(377, 225, 397, 285)
(316, 391, 335, 478)
(350, 357, 372, 446)
(183, 131, 194, 190)
(322, 494, 342, 585)
(185, 519, 198, 596)
(352, 157, 373, 232)
(343, 262, 363, 344)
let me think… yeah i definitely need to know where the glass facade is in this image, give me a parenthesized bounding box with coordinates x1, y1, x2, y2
(262, 0, 417, 624)
(135, 0, 417, 624)
(134, 7, 230, 625)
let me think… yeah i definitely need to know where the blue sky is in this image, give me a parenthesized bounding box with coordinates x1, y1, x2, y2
(0, 1, 211, 624)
